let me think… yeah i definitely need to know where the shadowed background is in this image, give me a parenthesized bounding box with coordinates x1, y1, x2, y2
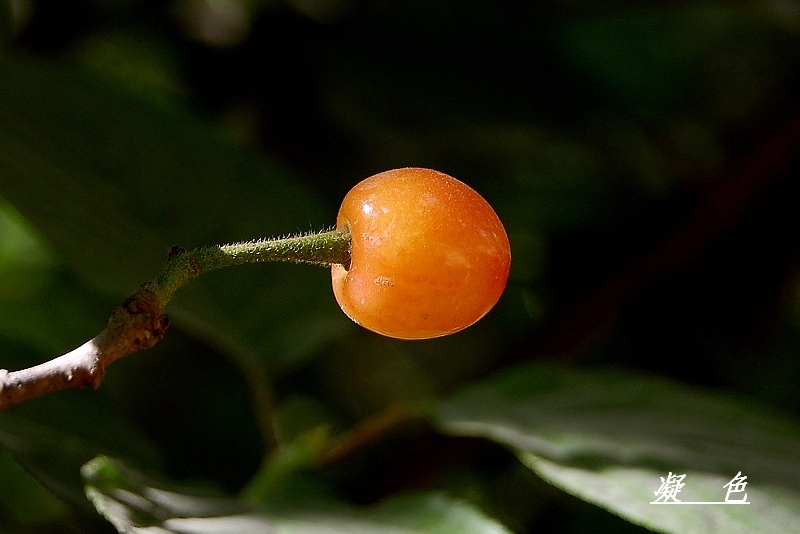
(1, 1, 800, 532)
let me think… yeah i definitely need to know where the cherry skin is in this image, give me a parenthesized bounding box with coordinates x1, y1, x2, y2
(331, 167, 511, 340)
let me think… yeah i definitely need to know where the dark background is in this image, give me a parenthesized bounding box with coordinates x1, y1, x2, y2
(2, 1, 800, 532)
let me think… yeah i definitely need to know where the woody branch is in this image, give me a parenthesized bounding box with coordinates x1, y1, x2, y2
(0, 229, 350, 411)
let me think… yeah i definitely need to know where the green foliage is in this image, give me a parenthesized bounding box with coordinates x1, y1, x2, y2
(2, 1, 800, 532)
(0, 448, 68, 526)
(0, 53, 350, 370)
(437, 364, 800, 533)
(82, 455, 510, 534)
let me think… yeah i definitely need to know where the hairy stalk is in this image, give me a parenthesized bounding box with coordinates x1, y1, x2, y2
(147, 227, 351, 304)
(0, 227, 351, 412)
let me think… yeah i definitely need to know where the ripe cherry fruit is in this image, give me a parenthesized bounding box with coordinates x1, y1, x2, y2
(331, 168, 511, 340)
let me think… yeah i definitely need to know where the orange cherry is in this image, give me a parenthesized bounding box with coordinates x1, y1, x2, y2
(331, 168, 511, 339)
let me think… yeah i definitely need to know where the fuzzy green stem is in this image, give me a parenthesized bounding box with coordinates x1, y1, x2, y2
(144, 227, 351, 304)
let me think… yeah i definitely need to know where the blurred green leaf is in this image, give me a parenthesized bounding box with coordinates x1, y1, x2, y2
(0, 53, 350, 370)
(436, 364, 800, 534)
(76, 32, 186, 108)
(82, 455, 512, 534)
(558, 5, 793, 120)
(0, 395, 163, 513)
(0, 201, 105, 356)
(0, 448, 69, 526)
